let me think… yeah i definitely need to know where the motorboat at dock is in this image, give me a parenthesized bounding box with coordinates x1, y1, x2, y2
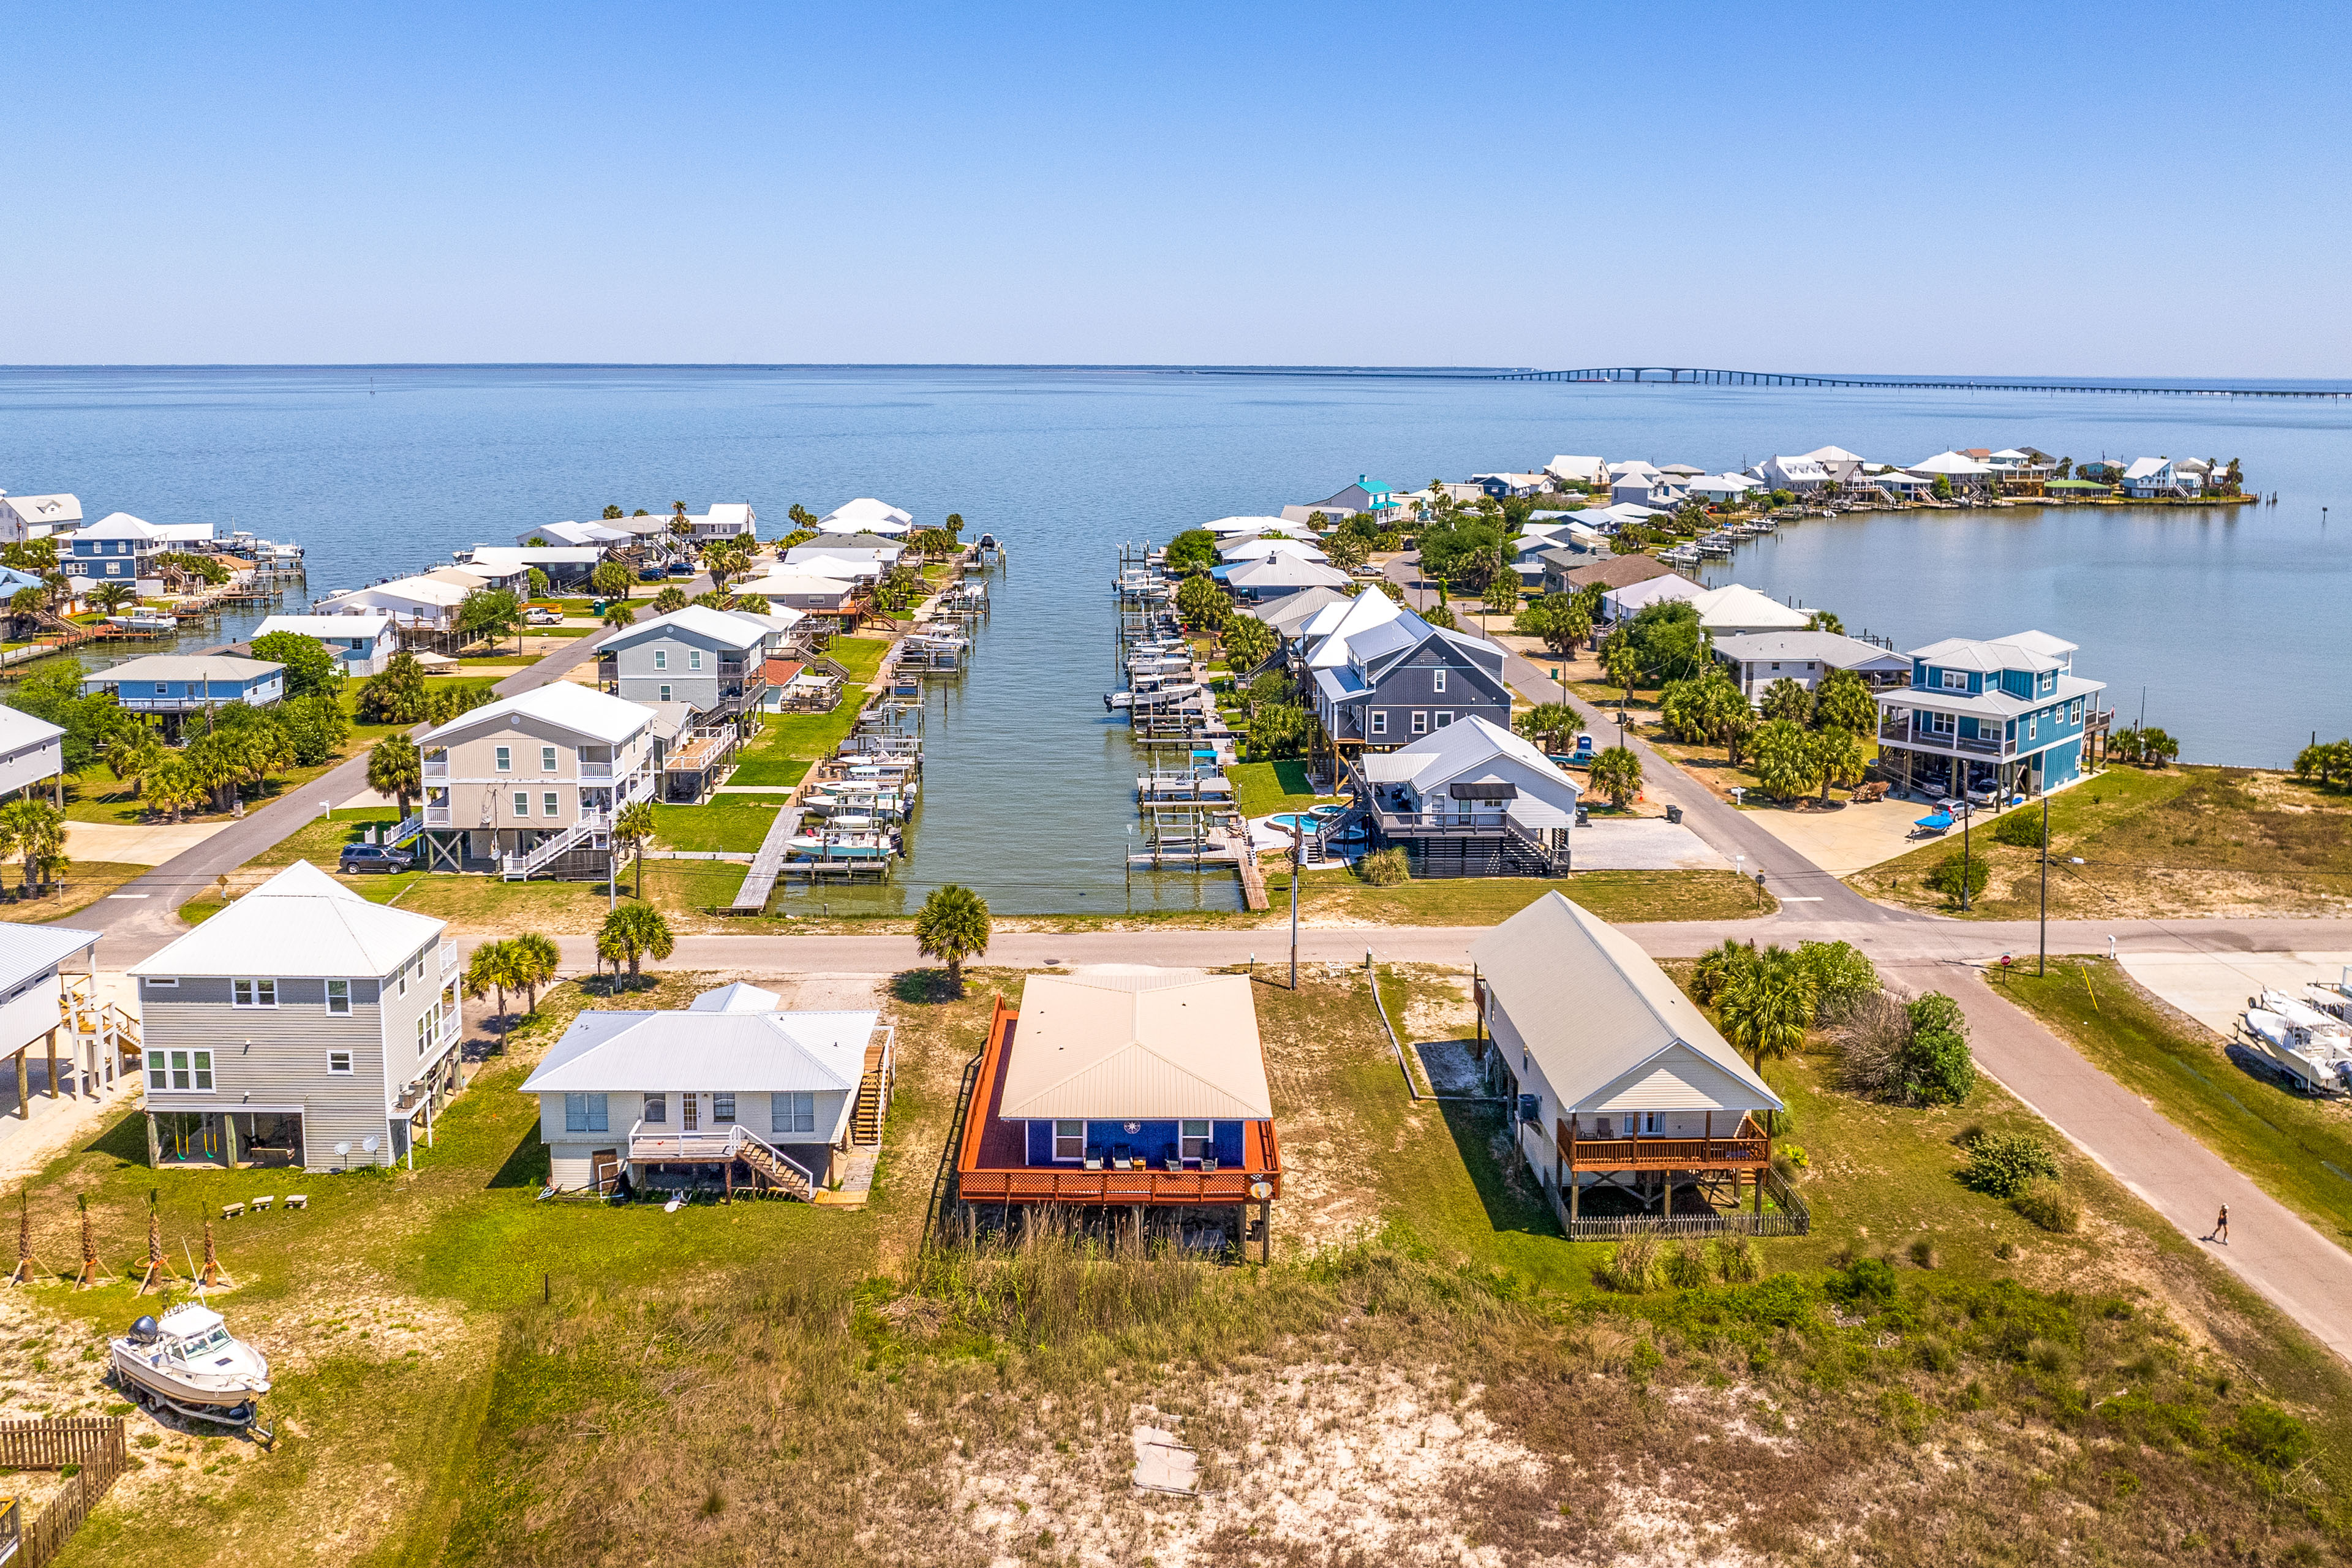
(111, 1302, 272, 1431)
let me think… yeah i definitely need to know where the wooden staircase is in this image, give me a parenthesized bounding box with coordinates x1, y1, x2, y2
(851, 1046, 890, 1145)
(734, 1136, 815, 1201)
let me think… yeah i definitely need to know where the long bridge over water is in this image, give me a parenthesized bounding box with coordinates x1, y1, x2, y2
(1189, 366, 2350, 399)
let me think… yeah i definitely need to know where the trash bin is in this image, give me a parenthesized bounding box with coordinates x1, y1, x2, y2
(1665, 804, 1683, 824)
(1574, 806, 1589, 827)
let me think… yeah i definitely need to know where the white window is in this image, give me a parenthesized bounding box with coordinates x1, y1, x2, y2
(688, 650, 703, 671)
(2070, 699, 2082, 723)
(1925, 710, 1955, 737)
(643, 1093, 666, 1124)
(328, 1050, 353, 1074)
(1054, 1118, 1085, 1160)
(1370, 710, 1387, 736)
(232, 978, 277, 1008)
(1411, 711, 1428, 734)
(565, 1093, 608, 1133)
(147, 1049, 213, 1091)
(1181, 1120, 1212, 1161)
(326, 979, 351, 1016)
(541, 746, 557, 772)
(771, 1091, 815, 1136)
(713, 1091, 736, 1123)
(494, 745, 511, 772)
(512, 791, 530, 818)
(1434, 712, 1452, 727)
(1431, 668, 1446, 693)
(154, 682, 167, 695)
(542, 792, 560, 818)
(415, 1011, 432, 1056)
(1940, 669, 1968, 691)
(658, 684, 671, 703)
(653, 650, 668, 669)
(2028, 714, 2038, 739)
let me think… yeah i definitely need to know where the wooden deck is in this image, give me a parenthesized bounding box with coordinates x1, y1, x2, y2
(1558, 1115, 1770, 1172)
(953, 997, 1283, 1207)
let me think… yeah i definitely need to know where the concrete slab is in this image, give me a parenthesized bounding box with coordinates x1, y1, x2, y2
(1572, 817, 1730, 872)
(2119, 950, 2352, 1039)
(1738, 795, 1950, 876)
(63, 818, 233, 867)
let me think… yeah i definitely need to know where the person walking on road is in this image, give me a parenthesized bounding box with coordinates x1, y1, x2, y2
(2207, 1204, 2229, 1244)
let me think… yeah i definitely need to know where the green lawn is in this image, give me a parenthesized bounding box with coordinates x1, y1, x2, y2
(650, 800, 787, 853)
(1227, 758, 1340, 819)
(824, 635, 891, 685)
(1265, 866, 1773, 924)
(250, 805, 401, 869)
(0, 861, 148, 924)
(1996, 958, 2352, 1248)
(720, 757, 811, 790)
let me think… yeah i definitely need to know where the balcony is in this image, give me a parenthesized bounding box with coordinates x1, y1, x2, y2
(578, 761, 614, 783)
(1559, 1115, 1771, 1172)
(440, 941, 459, 973)
(422, 760, 450, 782)
(423, 807, 452, 826)
(1879, 717, 2013, 758)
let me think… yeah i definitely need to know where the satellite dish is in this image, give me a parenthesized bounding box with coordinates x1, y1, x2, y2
(334, 1142, 352, 1158)
(362, 1136, 380, 1155)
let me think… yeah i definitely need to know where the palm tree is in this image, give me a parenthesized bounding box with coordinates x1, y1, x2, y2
(612, 799, 657, 898)
(1513, 703, 1584, 756)
(597, 903, 673, 985)
(913, 883, 991, 995)
(1714, 949, 1818, 1074)
(5, 801, 67, 895)
(601, 601, 636, 631)
(463, 939, 519, 1030)
(590, 560, 633, 601)
(91, 582, 136, 616)
(1587, 745, 1642, 807)
(104, 725, 165, 797)
(368, 735, 423, 818)
(1601, 635, 1640, 709)
(651, 586, 689, 616)
(509, 932, 561, 1012)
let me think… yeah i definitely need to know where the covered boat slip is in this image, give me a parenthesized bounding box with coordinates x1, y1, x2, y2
(952, 984, 1281, 1260)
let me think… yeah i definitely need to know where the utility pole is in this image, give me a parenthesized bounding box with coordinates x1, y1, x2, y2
(1289, 821, 1302, 990)
(1959, 801, 1973, 913)
(2037, 790, 2049, 976)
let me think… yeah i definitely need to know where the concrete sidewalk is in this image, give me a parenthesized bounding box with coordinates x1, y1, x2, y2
(1890, 962, 2352, 1366)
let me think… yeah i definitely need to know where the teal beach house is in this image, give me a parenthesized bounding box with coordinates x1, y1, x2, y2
(1873, 631, 2111, 804)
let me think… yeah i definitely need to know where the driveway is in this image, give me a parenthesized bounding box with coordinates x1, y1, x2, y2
(1738, 794, 1949, 876)
(1572, 817, 1730, 871)
(2117, 949, 2352, 1038)
(63, 818, 234, 867)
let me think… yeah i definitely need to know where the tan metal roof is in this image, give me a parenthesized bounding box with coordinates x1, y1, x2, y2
(1468, 892, 1780, 1114)
(998, 970, 1273, 1121)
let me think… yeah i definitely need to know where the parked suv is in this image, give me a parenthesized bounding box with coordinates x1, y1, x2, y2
(338, 843, 415, 874)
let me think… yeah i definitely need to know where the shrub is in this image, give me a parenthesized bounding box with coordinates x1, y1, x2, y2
(1926, 848, 1989, 902)
(1907, 1237, 1939, 1269)
(1826, 1257, 1897, 1311)
(2226, 1404, 2313, 1470)
(1962, 1131, 2059, 1197)
(1777, 1144, 1809, 1170)
(1835, 989, 1975, 1106)
(1663, 1241, 1711, 1289)
(1355, 847, 1409, 886)
(1795, 939, 1879, 1020)
(1713, 1237, 1762, 1284)
(2025, 1338, 2073, 1376)
(1901, 1025, 1977, 1106)
(2012, 1179, 2082, 1234)
(1992, 807, 2047, 848)
(1596, 1231, 1661, 1293)
(1913, 1334, 1958, 1373)
(1994, 1240, 2017, 1261)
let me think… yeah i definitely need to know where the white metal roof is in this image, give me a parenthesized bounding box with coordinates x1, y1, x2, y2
(0, 922, 99, 991)
(1906, 450, 1994, 476)
(1904, 634, 2063, 674)
(818, 498, 914, 529)
(327, 575, 472, 608)
(1999, 629, 2078, 660)
(0, 706, 65, 751)
(742, 569, 857, 595)
(1545, 456, 1607, 481)
(1469, 894, 1782, 1114)
(1711, 631, 1912, 669)
(79, 512, 162, 540)
(600, 605, 767, 652)
(420, 681, 655, 747)
(1000, 970, 1273, 1121)
(521, 1000, 878, 1095)
(1218, 537, 1328, 563)
(0, 494, 81, 526)
(1357, 715, 1583, 804)
(1226, 556, 1349, 588)
(130, 861, 445, 979)
(1687, 584, 1812, 631)
(84, 655, 282, 684)
(254, 614, 394, 640)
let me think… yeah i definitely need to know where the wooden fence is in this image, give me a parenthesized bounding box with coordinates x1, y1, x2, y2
(1562, 1167, 1812, 1242)
(0, 1416, 129, 1567)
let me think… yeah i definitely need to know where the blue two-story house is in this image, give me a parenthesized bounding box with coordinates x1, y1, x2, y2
(1299, 594, 1511, 755)
(83, 655, 285, 735)
(66, 513, 167, 587)
(1874, 631, 2110, 804)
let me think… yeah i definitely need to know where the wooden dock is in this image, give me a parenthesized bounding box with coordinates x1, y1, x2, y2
(726, 804, 802, 914)
(1238, 852, 1270, 911)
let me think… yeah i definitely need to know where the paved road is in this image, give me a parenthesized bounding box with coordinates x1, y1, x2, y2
(1894, 962, 2352, 1366)
(83, 628, 611, 967)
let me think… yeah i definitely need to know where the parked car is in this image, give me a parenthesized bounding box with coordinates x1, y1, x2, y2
(638, 567, 667, 582)
(667, 562, 695, 578)
(338, 843, 415, 874)
(524, 608, 564, 626)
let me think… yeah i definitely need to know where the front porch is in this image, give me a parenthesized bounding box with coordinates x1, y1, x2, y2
(1552, 1114, 1809, 1238)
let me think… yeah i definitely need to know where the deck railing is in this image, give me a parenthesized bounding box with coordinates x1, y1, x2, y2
(1564, 1132, 1770, 1170)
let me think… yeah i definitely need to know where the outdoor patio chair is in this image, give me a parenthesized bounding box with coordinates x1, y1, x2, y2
(1084, 1156, 1103, 1172)
(1165, 1157, 1183, 1173)
(1199, 1156, 1218, 1174)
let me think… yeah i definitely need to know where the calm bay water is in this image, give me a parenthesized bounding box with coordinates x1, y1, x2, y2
(2, 366, 2347, 912)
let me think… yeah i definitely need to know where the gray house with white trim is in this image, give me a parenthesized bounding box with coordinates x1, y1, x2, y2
(131, 862, 463, 1171)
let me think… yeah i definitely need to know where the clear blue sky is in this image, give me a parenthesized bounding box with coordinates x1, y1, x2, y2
(11, 2, 2348, 372)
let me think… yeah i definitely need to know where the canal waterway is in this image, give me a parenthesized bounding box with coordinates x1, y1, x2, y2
(2, 365, 2348, 912)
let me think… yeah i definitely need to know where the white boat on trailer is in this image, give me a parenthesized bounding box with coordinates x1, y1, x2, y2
(2241, 992, 2352, 1095)
(111, 1302, 273, 1437)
